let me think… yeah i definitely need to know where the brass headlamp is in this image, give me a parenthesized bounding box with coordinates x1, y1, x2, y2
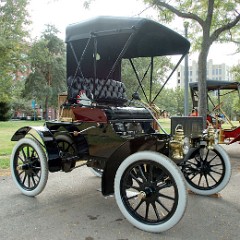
(169, 124, 185, 162)
(207, 126, 215, 150)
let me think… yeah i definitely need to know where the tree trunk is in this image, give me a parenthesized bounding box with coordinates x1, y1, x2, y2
(44, 95, 49, 121)
(197, 40, 210, 128)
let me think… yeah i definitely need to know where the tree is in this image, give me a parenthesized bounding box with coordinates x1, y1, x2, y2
(230, 65, 240, 117)
(144, 0, 240, 125)
(24, 25, 66, 120)
(0, 0, 30, 102)
(0, 0, 30, 120)
(122, 57, 172, 101)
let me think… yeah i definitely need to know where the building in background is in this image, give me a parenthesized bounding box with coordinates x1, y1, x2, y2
(177, 59, 233, 88)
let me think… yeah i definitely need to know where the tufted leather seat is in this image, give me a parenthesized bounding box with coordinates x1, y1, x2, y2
(67, 76, 128, 106)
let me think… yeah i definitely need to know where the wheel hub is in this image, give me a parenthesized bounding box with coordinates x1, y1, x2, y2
(199, 161, 211, 174)
(139, 185, 156, 200)
(17, 163, 31, 171)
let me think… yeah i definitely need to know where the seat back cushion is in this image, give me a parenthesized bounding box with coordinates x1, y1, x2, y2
(67, 76, 128, 106)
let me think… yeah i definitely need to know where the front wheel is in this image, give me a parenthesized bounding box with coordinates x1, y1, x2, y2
(181, 144, 231, 195)
(10, 138, 48, 197)
(114, 151, 187, 233)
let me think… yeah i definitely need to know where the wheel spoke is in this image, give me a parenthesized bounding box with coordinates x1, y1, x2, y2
(147, 165, 153, 182)
(145, 202, 150, 220)
(18, 155, 25, 164)
(27, 175, 31, 188)
(137, 165, 147, 182)
(207, 154, 218, 164)
(155, 174, 164, 184)
(185, 165, 198, 172)
(126, 192, 139, 200)
(210, 163, 223, 167)
(130, 171, 142, 185)
(197, 173, 203, 186)
(207, 172, 218, 183)
(31, 175, 37, 186)
(203, 173, 210, 187)
(157, 179, 174, 191)
(27, 146, 30, 158)
(21, 149, 27, 161)
(158, 192, 175, 201)
(134, 199, 144, 212)
(22, 172, 27, 185)
(210, 169, 223, 175)
(31, 149, 37, 158)
(194, 154, 202, 162)
(156, 198, 170, 213)
(18, 170, 24, 176)
(152, 202, 161, 220)
(187, 160, 199, 167)
(189, 171, 200, 181)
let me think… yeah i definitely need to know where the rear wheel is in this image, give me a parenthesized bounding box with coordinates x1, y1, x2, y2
(55, 134, 77, 156)
(181, 144, 231, 195)
(10, 138, 48, 197)
(114, 151, 187, 233)
(55, 134, 77, 171)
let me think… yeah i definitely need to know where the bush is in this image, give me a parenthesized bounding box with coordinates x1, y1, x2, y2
(0, 102, 11, 121)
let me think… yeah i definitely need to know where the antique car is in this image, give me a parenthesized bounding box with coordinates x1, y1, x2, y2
(190, 79, 240, 144)
(10, 16, 231, 233)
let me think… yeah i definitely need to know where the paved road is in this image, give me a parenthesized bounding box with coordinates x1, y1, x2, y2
(0, 143, 240, 240)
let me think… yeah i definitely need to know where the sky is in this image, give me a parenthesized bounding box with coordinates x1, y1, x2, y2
(28, 0, 240, 67)
(28, 0, 151, 38)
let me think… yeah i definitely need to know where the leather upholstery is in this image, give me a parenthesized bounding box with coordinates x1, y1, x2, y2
(67, 76, 128, 106)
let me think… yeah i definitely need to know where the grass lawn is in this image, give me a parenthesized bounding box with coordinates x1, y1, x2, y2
(0, 120, 45, 169)
(158, 118, 171, 133)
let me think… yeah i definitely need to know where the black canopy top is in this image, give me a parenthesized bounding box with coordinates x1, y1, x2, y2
(189, 80, 240, 92)
(66, 16, 190, 58)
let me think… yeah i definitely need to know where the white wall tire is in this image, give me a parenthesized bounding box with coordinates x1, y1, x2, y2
(10, 138, 48, 197)
(114, 151, 187, 233)
(182, 144, 231, 196)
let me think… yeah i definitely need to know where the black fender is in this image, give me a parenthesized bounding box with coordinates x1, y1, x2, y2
(45, 121, 89, 157)
(11, 126, 62, 172)
(101, 135, 165, 196)
(182, 144, 206, 162)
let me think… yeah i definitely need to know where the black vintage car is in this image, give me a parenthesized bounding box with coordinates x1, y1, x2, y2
(10, 16, 231, 233)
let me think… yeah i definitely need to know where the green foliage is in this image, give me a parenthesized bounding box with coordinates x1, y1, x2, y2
(231, 65, 240, 82)
(122, 56, 172, 101)
(0, 0, 30, 102)
(145, 0, 240, 51)
(24, 25, 66, 119)
(230, 65, 240, 117)
(0, 102, 11, 121)
(157, 87, 190, 116)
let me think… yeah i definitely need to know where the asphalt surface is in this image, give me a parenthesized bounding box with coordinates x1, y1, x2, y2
(0, 143, 240, 240)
